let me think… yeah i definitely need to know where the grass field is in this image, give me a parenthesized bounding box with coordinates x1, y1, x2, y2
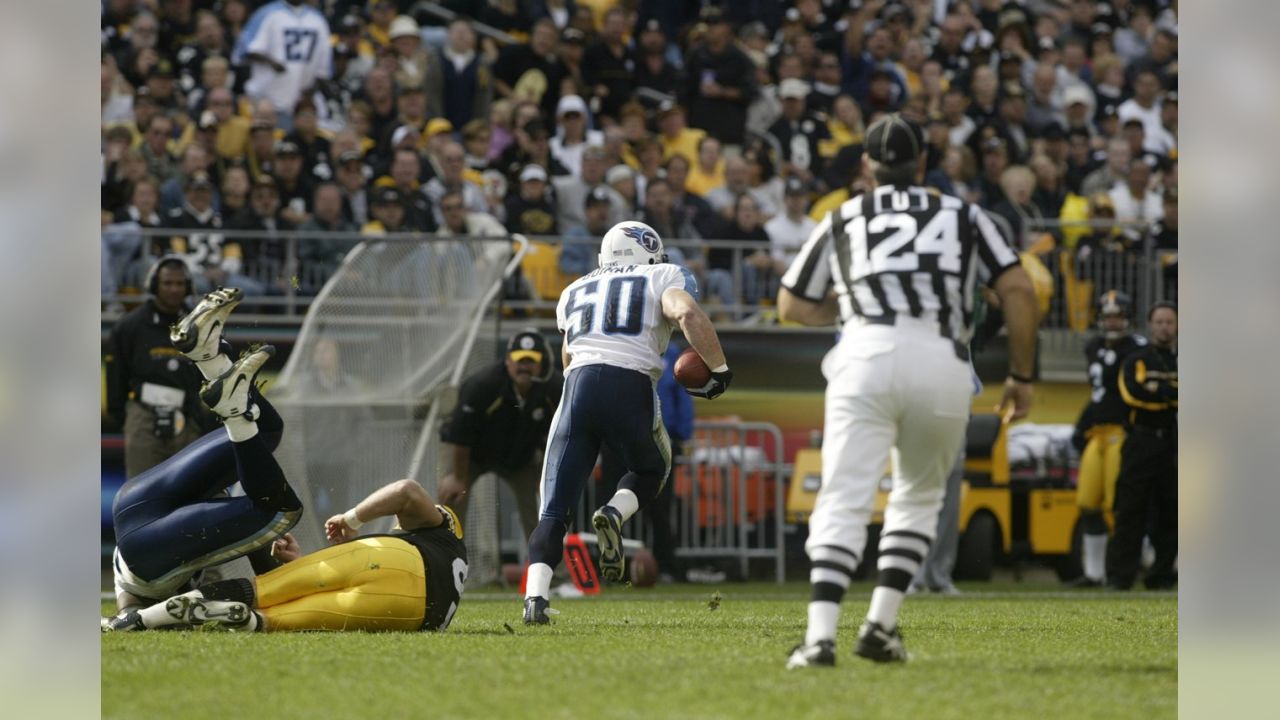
(101, 581, 1176, 720)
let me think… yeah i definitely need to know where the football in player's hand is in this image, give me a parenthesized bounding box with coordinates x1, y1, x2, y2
(629, 549, 658, 588)
(674, 348, 711, 389)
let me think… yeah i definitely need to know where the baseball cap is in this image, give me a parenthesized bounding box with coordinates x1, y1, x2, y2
(656, 100, 683, 119)
(700, 5, 728, 24)
(198, 110, 219, 130)
(339, 14, 361, 32)
(185, 171, 213, 190)
(373, 186, 403, 205)
(1091, 22, 1114, 36)
(338, 149, 364, 164)
(1041, 122, 1066, 141)
(982, 136, 1008, 155)
(784, 177, 810, 196)
(1001, 81, 1026, 99)
(274, 140, 301, 156)
(391, 125, 417, 147)
(507, 330, 546, 364)
(252, 174, 278, 190)
(605, 164, 634, 185)
(389, 15, 419, 40)
(585, 185, 612, 208)
(557, 94, 588, 117)
(1122, 117, 1145, 130)
(778, 78, 810, 100)
(864, 113, 924, 165)
(520, 164, 548, 183)
(1063, 85, 1092, 107)
(642, 19, 663, 35)
(250, 117, 274, 132)
(561, 27, 586, 44)
(425, 117, 454, 138)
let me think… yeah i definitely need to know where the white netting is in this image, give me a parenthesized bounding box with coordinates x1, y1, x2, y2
(267, 235, 520, 586)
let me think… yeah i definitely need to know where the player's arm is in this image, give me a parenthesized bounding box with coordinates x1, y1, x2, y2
(435, 441, 473, 508)
(661, 287, 726, 369)
(777, 287, 839, 326)
(561, 335, 572, 370)
(992, 264, 1037, 420)
(326, 478, 445, 541)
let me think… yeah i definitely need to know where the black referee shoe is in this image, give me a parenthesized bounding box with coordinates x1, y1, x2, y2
(854, 620, 909, 663)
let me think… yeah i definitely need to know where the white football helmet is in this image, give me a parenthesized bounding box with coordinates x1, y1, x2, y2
(598, 221, 667, 267)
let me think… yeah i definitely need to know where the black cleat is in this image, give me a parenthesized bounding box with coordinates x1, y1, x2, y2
(171, 287, 243, 360)
(101, 610, 145, 632)
(591, 506, 625, 582)
(854, 620, 909, 663)
(523, 596, 555, 625)
(200, 345, 274, 419)
(786, 640, 836, 669)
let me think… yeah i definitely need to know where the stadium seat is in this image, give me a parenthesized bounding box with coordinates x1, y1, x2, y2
(520, 240, 577, 301)
(1057, 249, 1095, 332)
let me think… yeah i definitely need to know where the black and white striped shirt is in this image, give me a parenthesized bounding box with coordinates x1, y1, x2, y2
(781, 184, 1020, 343)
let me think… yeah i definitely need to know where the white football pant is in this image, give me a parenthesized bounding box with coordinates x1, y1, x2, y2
(806, 318, 973, 566)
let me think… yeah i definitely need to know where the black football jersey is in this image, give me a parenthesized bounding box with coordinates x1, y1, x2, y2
(1084, 333, 1148, 425)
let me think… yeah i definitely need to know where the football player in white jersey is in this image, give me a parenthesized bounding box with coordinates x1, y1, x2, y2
(233, 0, 333, 116)
(523, 221, 733, 624)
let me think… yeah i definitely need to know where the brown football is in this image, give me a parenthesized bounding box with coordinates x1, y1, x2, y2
(674, 348, 711, 389)
(629, 549, 658, 588)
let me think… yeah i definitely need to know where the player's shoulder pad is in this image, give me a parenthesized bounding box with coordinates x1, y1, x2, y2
(671, 263, 699, 300)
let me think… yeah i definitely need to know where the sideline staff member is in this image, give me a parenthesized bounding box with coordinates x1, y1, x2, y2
(105, 256, 211, 478)
(1107, 301, 1178, 590)
(436, 329, 563, 539)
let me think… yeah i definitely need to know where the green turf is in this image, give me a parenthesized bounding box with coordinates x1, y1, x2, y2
(101, 583, 1176, 720)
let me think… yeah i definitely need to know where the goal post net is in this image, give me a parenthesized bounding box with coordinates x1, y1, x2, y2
(267, 234, 527, 587)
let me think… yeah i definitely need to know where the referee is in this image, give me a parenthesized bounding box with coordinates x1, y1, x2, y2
(780, 114, 1039, 667)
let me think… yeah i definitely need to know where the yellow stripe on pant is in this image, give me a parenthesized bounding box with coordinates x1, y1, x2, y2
(256, 536, 426, 632)
(1076, 424, 1127, 512)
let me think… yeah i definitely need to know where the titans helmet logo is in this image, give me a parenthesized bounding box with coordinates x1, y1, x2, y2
(622, 225, 660, 253)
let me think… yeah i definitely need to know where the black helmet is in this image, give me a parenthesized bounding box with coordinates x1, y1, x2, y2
(1097, 289, 1132, 339)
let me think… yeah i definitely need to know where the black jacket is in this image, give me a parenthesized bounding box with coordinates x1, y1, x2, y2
(104, 299, 210, 430)
(439, 362, 563, 472)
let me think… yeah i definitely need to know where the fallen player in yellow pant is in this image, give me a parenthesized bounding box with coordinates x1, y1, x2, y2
(105, 479, 468, 633)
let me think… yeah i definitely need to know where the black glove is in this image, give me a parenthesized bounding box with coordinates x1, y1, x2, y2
(686, 368, 733, 400)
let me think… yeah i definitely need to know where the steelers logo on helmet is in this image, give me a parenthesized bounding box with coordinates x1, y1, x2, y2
(599, 221, 668, 267)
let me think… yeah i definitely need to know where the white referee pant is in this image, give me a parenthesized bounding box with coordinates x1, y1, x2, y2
(806, 317, 973, 572)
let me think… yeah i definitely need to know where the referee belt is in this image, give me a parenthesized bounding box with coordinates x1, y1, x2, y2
(852, 314, 970, 362)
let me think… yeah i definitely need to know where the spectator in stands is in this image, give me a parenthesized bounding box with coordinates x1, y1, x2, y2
(1092, 55, 1127, 118)
(682, 6, 757, 146)
(1030, 154, 1067, 221)
(233, 0, 332, 122)
(605, 164, 638, 217)
(926, 145, 978, 204)
(436, 188, 506, 240)
(1062, 85, 1096, 138)
(1064, 128, 1098, 194)
(686, 136, 726, 198)
(809, 51, 844, 117)
(742, 142, 785, 219)
(582, 7, 636, 121)
(101, 53, 135, 125)
(219, 165, 250, 219)
(378, 147, 433, 232)
(716, 193, 771, 309)
(272, 140, 314, 227)
(199, 87, 250, 161)
(706, 155, 778, 221)
(1082, 138, 1131, 198)
(298, 182, 359, 290)
(361, 67, 398, 147)
(665, 153, 719, 238)
(427, 17, 493, 130)
(177, 11, 230, 103)
(158, 145, 211, 216)
(552, 145, 625, 232)
(389, 15, 438, 103)
(967, 64, 1000, 128)
(227, 174, 295, 293)
(976, 137, 1010, 209)
(140, 115, 176, 182)
(1109, 161, 1163, 233)
(104, 176, 166, 297)
(638, 177, 699, 251)
(246, 119, 277, 178)
(991, 165, 1042, 248)
(559, 186, 612, 276)
(283, 97, 331, 179)
(460, 120, 492, 178)
(633, 19, 678, 109)
(424, 142, 488, 227)
(1075, 193, 1135, 293)
(657, 101, 705, 167)
(497, 118, 570, 183)
(334, 150, 371, 226)
(494, 18, 565, 120)
(764, 177, 816, 278)
(505, 164, 558, 236)
(550, 95, 603, 178)
(166, 171, 251, 295)
(1026, 63, 1064, 136)
(843, 22, 907, 109)
(361, 185, 409, 235)
(770, 78, 831, 189)
(1152, 187, 1178, 296)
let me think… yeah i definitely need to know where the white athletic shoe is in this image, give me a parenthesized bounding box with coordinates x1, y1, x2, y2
(167, 596, 253, 629)
(200, 345, 274, 419)
(171, 287, 243, 361)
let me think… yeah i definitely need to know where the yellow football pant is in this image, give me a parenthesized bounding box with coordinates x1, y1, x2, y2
(256, 536, 426, 632)
(1076, 424, 1127, 512)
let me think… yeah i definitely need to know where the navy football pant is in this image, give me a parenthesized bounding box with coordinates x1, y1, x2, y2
(528, 364, 671, 568)
(112, 392, 302, 584)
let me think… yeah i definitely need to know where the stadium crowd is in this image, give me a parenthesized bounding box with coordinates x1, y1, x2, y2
(100, 0, 1178, 315)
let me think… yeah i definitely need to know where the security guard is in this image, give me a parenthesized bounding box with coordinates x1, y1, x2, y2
(1106, 302, 1178, 590)
(105, 257, 212, 478)
(1069, 290, 1148, 587)
(436, 329, 564, 545)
